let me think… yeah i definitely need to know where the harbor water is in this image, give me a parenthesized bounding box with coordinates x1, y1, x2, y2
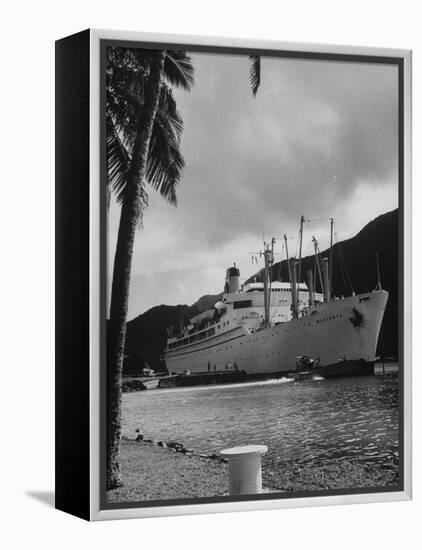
(122, 374, 399, 475)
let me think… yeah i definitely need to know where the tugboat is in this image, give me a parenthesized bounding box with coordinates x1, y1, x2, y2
(139, 363, 160, 390)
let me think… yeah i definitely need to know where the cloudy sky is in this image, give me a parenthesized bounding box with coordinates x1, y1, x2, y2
(107, 51, 398, 320)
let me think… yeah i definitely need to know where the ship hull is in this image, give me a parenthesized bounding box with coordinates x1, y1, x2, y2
(164, 290, 388, 377)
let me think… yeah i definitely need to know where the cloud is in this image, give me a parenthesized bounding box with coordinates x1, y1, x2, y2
(107, 51, 399, 318)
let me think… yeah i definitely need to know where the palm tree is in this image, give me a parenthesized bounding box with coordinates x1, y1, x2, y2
(106, 47, 194, 489)
(106, 48, 259, 490)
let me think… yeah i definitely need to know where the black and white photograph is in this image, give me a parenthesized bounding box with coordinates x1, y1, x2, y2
(3, 0, 421, 544)
(103, 41, 404, 508)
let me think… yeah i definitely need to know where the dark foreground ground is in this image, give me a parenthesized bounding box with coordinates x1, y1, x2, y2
(107, 439, 399, 504)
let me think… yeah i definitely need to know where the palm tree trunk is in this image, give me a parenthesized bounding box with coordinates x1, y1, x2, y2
(107, 51, 165, 490)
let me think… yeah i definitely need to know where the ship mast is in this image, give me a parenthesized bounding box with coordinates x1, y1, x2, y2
(249, 238, 277, 327)
(284, 233, 299, 319)
(296, 215, 305, 316)
(329, 217, 334, 301)
(269, 237, 275, 321)
(284, 234, 292, 283)
(262, 239, 275, 327)
(290, 259, 298, 318)
(312, 236, 325, 298)
(298, 215, 305, 291)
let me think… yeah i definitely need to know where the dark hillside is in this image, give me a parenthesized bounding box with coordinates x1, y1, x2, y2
(124, 294, 222, 374)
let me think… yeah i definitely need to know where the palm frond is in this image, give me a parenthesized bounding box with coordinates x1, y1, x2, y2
(145, 84, 185, 205)
(164, 51, 194, 91)
(249, 55, 261, 97)
(106, 117, 149, 213)
(106, 118, 130, 203)
(106, 46, 189, 210)
(106, 84, 184, 207)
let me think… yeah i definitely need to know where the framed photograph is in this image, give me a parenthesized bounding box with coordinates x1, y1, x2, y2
(55, 29, 412, 521)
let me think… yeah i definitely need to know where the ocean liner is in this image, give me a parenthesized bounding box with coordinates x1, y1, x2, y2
(164, 219, 388, 378)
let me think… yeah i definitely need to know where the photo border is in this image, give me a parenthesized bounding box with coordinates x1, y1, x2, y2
(89, 29, 412, 521)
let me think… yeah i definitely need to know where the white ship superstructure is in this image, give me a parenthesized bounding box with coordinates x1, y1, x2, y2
(164, 222, 389, 378)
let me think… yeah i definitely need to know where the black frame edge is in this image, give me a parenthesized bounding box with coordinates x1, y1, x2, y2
(55, 28, 91, 521)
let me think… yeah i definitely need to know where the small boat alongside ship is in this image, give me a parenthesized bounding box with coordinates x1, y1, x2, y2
(163, 217, 389, 381)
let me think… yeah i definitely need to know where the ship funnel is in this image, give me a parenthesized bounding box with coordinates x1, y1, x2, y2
(225, 264, 240, 294)
(307, 269, 315, 308)
(322, 258, 330, 303)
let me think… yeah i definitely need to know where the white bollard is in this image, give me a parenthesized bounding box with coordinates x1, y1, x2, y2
(220, 445, 268, 495)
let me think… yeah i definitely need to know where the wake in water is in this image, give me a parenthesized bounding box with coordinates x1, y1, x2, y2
(153, 376, 294, 394)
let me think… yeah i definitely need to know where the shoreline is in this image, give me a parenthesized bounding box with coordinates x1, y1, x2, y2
(107, 438, 399, 504)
